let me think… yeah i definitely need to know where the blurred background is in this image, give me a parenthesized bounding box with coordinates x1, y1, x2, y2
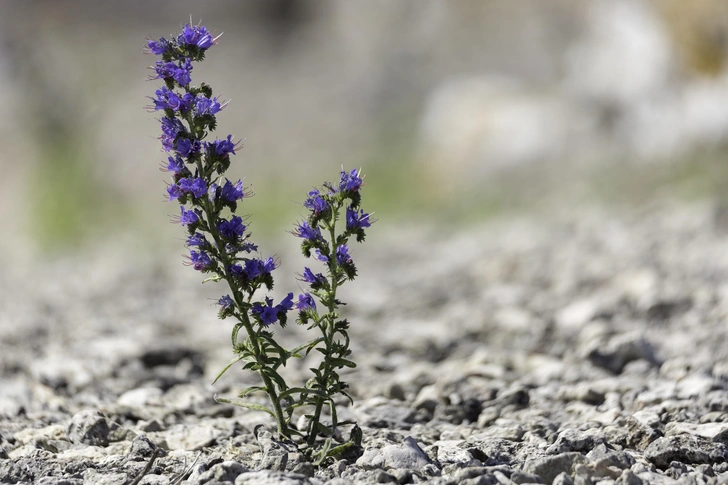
(2, 0, 728, 259)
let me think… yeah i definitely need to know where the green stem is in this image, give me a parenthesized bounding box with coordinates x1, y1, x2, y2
(196, 171, 290, 439)
(307, 211, 340, 446)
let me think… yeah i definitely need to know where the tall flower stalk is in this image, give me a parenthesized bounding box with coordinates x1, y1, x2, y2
(146, 23, 295, 438)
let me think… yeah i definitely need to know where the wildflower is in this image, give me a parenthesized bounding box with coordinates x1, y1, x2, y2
(179, 206, 199, 225)
(346, 207, 371, 231)
(296, 293, 316, 311)
(178, 177, 207, 198)
(218, 216, 246, 240)
(220, 179, 246, 202)
(293, 221, 322, 241)
(339, 168, 363, 193)
(218, 295, 234, 309)
(187, 233, 206, 247)
(251, 293, 294, 326)
(165, 155, 185, 174)
(146, 38, 170, 56)
(301, 267, 326, 287)
(154, 59, 193, 86)
(189, 250, 211, 270)
(153, 87, 181, 111)
(251, 297, 278, 326)
(277, 293, 294, 312)
(179, 23, 215, 50)
(207, 135, 237, 156)
(303, 188, 328, 214)
(336, 244, 352, 266)
(195, 95, 222, 116)
(176, 138, 201, 158)
(161, 117, 185, 152)
(167, 183, 183, 201)
(244, 259, 261, 279)
(314, 249, 328, 263)
(262, 257, 277, 274)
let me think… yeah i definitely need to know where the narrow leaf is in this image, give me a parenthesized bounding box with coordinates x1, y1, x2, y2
(211, 354, 246, 385)
(214, 395, 274, 417)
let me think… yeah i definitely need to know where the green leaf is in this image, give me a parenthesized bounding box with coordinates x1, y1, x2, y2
(213, 395, 274, 417)
(312, 438, 333, 466)
(231, 323, 244, 348)
(211, 354, 247, 385)
(330, 358, 356, 368)
(262, 367, 288, 392)
(278, 387, 328, 401)
(289, 338, 324, 358)
(238, 386, 267, 397)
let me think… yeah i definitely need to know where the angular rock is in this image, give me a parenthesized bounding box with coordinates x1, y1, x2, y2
(523, 452, 586, 485)
(357, 437, 433, 471)
(587, 334, 659, 374)
(193, 460, 248, 484)
(234, 470, 320, 484)
(67, 410, 110, 447)
(665, 422, 728, 444)
(644, 435, 728, 468)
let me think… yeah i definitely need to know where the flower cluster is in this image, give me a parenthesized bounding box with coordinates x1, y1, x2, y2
(147, 22, 298, 439)
(147, 23, 373, 457)
(147, 23, 291, 330)
(291, 169, 373, 448)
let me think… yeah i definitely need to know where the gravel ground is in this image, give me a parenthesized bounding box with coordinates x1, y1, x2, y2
(2, 202, 728, 484)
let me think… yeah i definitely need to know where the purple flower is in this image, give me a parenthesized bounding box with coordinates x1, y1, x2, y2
(252, 297, 278, 326)
(303, 189, 328, 214)
(180, 93, 195, 113)
(187, 232, 206, 247)
(153, 61, 177, 81)
(339, 168, 363, 193)
(147, 38, 171, 56)
(296, 293, 316, 311)
(218, 216, 246, 240)
(262, 257, 277, 274)
(189, 250, 211, 270)
(173, 59, 193, 86)
(244, 259, 262, 279)
(179, 23, 215, 50)
(229, 264, 244, 278)
(302, 267, 326, 286)
(336, 244, 352, 266)
(314, 249, 328, 263)
(346, 207, 371, 230)
(218, 295, 234, 309)
(161, 117, 184, 137)
(277, 293, 294, 312)
(293, 221, 321, 241)
(153, 87, 181, 111)
(220, 179, 246, 202)
(195, 95, 222, 116)
(167, 184, 183, 201)
(178, 177, 207, 198)
(179, 206, 199, 225)
(207, 135, 237, 156)
(176, 138, 201, 158)
(161, 117, 185, 152)
(251, 293, 294, 326)
(166, 155, 185, 174)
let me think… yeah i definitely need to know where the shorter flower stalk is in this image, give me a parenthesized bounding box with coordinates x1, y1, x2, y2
(291, 169, 373, 450)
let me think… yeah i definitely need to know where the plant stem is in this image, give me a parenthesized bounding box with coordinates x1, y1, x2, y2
(307, 214, 340, 446)
(198, 191, 290, 439)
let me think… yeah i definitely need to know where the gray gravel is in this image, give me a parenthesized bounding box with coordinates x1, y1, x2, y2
(3, 202, 728, 484)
